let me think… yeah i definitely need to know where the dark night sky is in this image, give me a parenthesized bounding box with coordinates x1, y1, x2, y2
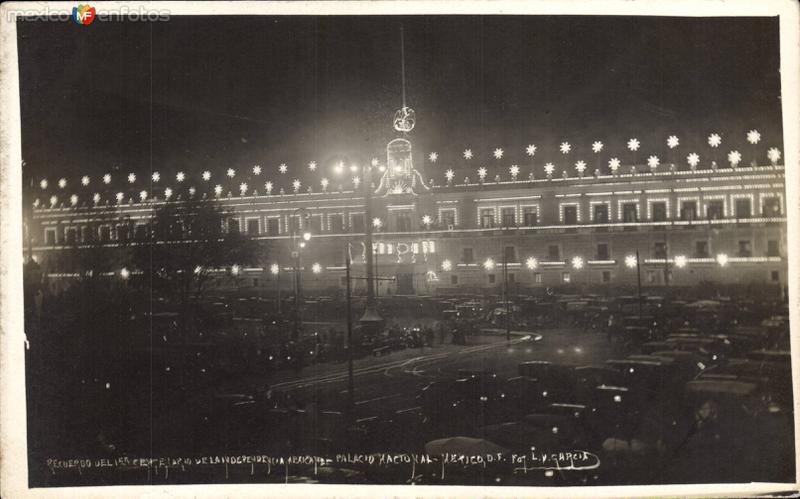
(17, 15, 783, 192)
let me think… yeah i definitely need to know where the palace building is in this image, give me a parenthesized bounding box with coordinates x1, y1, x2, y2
(25, 131, 787, 297)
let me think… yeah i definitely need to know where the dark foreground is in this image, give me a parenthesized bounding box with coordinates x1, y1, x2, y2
(25, 290, 794, 487)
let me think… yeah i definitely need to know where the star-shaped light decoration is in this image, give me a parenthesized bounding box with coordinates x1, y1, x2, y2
(627, 138, 640, 152)
(509, 165, 520, 179)
(559, 142, 571, 154)
(50, 195, 58, 206)
(727, 150, 742, 167)
(139, 190, 148, 201)
(372, 217, 383, 229)
(176, 172, 185, 182)
(707, 133, 722, 148)
(40, 179, 48, 189)
(33, 198, 40, 208)
(227, 168, 236, 178)
(477, 167, 488, 181)
(574, 160, 587, 175)
(188, 187, 196, 196)
(253, 165, 262, 175)
(213, 185, 222, 196)
(115, 192, 124, 202)
(428, 152, 438, 163)
(493, 148, 504, 159)
(441, 259, 452, 272)
(526, 144, 537, 157)
(421, 215, 433, 227)
(149, 172, 159, 183)
(70, 194, 78, 206)
(544, 162, 555, 176)
(103, 174, 111, 184)
(647, 155, 660, 170)
(625, 254, 638, 268)
(308, 161, 317, 171)
(767, 147, 782, 164)
(265, 181, 273, 194)
(667, 135, 679, 149)
(81, 175, 90, 186)
(352, 176, 361, 188)
(202, 171, 211, 181)
(445, 169, 455, 183)
(747, 130, 761, 145)
(239, 182, 248, 195)
(687, 152, 700, 168)
(608, 158, 621, 173)
(463, 149, 473, 160)
(165, 187, 173, 199)
(127, 173, 136, 184)
(279, 164, 288, 174)
(592, 141, 604, 153)
(58, 178, 67, 189)
(571, 256, 584, 270)
(525, 257, 538, 270)
(321, 178, 329, 190)
(92, 193, 101, 204)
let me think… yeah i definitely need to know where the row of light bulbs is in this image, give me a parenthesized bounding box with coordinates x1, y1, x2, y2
(439, 253, 731, 272)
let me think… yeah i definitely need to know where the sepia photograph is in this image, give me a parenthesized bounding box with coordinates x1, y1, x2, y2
(1, 1, 799, 496)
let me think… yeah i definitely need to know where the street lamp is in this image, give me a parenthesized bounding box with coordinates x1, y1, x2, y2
(119, 267, 130, 280)
(626, 251, 643, 317)
(270, 263, 281, 315)
(333, 158, 382, 329)
(291, 207, 311, 340)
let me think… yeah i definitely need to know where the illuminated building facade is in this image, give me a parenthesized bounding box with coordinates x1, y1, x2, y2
(26, 150, 787, 296)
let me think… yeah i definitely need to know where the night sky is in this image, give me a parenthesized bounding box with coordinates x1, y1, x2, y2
(17, 15, 783, 192)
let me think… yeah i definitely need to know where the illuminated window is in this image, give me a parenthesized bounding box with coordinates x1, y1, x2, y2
(707, 201, 724, 220)
(767, 240, 780, 257)
(651, 202, 667, 222)
(622, 203, 638, 223)
(247, 219, 260, 235)
(738, 240, 752, 257)
(267, 218, 280, 235)
(763, 197, 782, 216)
(329, 214, 344, 233)
(44, 228, 56, 246)
(501, 208, 516, 227)
(462, 248, 474, 263)
(593, 204, 609, 223)
(653, 242, 667, 259)
(480, 208, 495, 228)
(441, 209, 456, 227)
(596, 243, 609, 260)
(65, 227, 77, 245)
(351, 214, 365, 232)
(561, 272, 571, 283)
(695, 241, 709, 258)
(504, 246, 517, 263)
(523, 207, 538, 226)
(735, 198, 752, 218)
(563, 206, 578, 225)
(681, 201, 698, 221)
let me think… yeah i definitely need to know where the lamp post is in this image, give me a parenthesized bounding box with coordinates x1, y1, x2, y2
(344, 243, 354, 412)
(270, 264, 281, 315)
(635, 250, 643, 318)
(334, 160, 383, 331)
(291, 207, 311, 341)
